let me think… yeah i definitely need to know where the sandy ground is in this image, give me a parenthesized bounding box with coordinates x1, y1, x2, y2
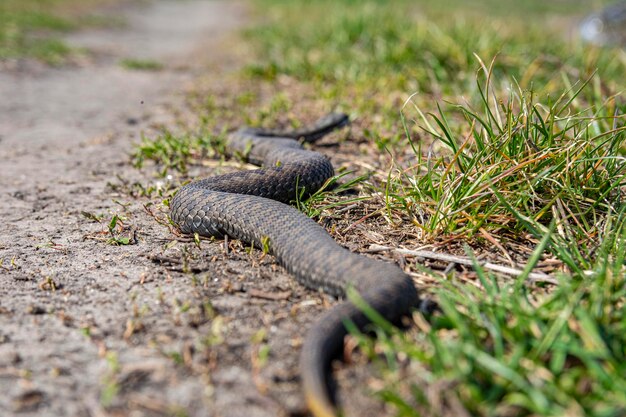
(0, 1, 389, 416)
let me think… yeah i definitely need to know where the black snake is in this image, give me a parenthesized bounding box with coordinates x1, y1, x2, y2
(170, 113, 420, 417)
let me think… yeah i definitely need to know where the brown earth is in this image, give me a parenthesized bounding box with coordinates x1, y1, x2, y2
(0, 1, 397, 416)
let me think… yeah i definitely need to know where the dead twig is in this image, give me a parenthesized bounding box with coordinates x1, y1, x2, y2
(367, 244, 558, 285)
(248, 289, 292, 301)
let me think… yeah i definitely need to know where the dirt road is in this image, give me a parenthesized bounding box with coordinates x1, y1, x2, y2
(0, 1, 288, 416)
(0, 0, 389, 415)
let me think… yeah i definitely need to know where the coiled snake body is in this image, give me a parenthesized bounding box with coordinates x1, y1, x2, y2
(170, 113, 420, 417)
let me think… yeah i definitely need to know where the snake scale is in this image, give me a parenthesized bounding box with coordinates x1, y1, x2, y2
(170, 113, 420, 417)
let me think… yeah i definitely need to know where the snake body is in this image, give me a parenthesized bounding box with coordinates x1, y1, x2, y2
(170, 113, 420, 417)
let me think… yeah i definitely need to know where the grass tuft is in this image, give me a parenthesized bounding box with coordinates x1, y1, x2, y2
(119, 58, 163, 71)
(394, 67, 625, 264)
(132, 129, 226, 177)
(356, 225, 626, 416)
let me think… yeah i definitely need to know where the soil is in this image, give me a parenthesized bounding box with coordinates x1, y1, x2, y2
(0, 1, 393, 416)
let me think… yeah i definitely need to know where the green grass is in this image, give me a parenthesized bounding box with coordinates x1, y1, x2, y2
(0, 0, 121, 63)
(354, 75, 626, 415)
(132, 128, 226, 177)
(119, 58, 163, 71)
(245, 0, 624, 160)
(349, 227, 626, 416)
(0, 0, 74, 63)
(242, 0, 626, 415)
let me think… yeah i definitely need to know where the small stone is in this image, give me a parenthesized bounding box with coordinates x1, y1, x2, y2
(26, 305, 46, 315)
(12, 389, 45, 412)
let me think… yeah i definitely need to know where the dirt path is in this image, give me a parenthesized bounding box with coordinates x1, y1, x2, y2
(0, 1, 390, 416)
(0, 1, 280, 416)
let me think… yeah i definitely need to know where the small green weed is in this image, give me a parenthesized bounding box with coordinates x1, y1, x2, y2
(81, 210, 104, 223)
(132, 129, 226, 176)
(100, 351, 120, 407)
(106, 174, 175, 199)
(297, 171, 369, 218)
(107, 214, 132, 246)
(119, 58, 163, 71)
